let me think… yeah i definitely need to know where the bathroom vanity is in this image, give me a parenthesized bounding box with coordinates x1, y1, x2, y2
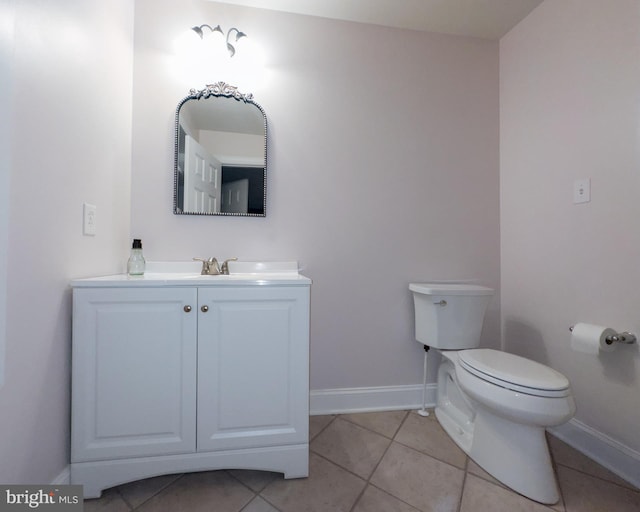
(70, 262, 311, 498)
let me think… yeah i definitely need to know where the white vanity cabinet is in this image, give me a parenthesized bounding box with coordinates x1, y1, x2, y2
(70, 268, 311, 498)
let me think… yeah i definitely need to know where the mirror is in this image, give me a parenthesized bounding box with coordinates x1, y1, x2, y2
(174, 82, 267, 216)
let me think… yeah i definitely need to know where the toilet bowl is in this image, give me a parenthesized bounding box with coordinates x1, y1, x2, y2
(436, 350, 575, 504)
(410, 283, 575, 504)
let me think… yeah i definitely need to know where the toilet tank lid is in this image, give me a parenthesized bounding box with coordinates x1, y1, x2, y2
(459, 349, 570, 391)
(409, 283, 494, 296)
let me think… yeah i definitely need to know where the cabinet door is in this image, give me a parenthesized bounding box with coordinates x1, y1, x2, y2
(72, 287, 197, 462)
(197, 286, 310, 451)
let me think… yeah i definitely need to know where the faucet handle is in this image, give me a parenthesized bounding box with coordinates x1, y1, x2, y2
(221, 258, 238, 275)
(193, 257, 211, 275)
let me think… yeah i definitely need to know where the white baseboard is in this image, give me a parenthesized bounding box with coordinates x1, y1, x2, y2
(51, 465, 70, 485)
(310, 384, 437, 416)
(549, 418, 640, 490)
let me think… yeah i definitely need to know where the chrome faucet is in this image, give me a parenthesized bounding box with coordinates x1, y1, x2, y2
(194, 257, 221, 275)
(193, 257, 237, 275)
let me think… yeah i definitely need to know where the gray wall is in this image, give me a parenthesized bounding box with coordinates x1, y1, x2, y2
(0, 0, 133, 484)
(131, 0, 501, 391)
(3, 0, 637, 486)
(501, 0, 640, 453)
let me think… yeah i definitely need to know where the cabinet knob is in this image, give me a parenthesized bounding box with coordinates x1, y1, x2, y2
(201, 305, 209, 313)
(184, 305, 192, 313)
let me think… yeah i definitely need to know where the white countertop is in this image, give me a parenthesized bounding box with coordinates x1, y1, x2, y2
(71, 261, 312, 288)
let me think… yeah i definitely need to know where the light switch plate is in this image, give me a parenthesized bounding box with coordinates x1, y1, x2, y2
(83, 203, 96, 236)
(573, 179, 591, 204)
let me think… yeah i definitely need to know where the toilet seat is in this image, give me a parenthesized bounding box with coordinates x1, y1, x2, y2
(458, 349, 570, 398)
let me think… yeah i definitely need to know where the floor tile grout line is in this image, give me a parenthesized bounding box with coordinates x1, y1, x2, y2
(393, 438, 467, 470)
(392, 437, 467, 472)
(392, 410, 469, 472)
(553, 461, 640, 493)
(346, 481, 368, 512)
(225, 469, 263, 510)
(255, 471, 288, 512)
(127, 470, 260, 512)
(254, 431, 431, 512)
(388, 410, 562, 511)
(462, 471, 560, 512)
(391, 407, 413, 442)
(256, 414, 341, 512)
(338, 415, 394, 440)
(239, 494, 279, 512)
(363, 483, 426, 512)
(392, 409, 412, 438)
(547, 434, 640, 494)
(114, 488, 134, 512)
(337, 409, 410, 441)
(456, 464, 469, 512)
(320, 409, 474, 512)
(104, 409, 635, 511)
(549, 454, 567, 511)
(471, 471, 564, 511)
(347, 409, 414, 512)
(230, 468, 298, 512)
(124, 472, 187, 511)
(225, 468, 267, 494)
(309, 414, 338, 442)
(310, 413, 406, 482)
(307, 448, 369, 483)
(256, 493, 284, 512)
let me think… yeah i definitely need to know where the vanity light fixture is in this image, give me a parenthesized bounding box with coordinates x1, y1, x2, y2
(191, 24, 247, 57)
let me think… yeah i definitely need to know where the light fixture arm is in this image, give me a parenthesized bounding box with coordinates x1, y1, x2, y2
(191, 24, 223, 39)
(225, 27, 247, 57)
(191, 24, 247, 57)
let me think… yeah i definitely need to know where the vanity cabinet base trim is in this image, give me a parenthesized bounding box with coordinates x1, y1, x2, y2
(71, 443, 309, 499)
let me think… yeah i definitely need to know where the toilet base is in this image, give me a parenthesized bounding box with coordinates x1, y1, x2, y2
(436, 405, 559, 504)
(472, 408, 559, 504)
(435, 356, 560, 505)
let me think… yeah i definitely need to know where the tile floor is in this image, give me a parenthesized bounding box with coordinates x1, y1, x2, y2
(85, 410, 640, 512)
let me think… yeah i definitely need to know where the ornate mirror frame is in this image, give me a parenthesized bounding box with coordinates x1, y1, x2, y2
(174, 82, 267, 217)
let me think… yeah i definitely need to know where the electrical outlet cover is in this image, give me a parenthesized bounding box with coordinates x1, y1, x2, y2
(83, 203, 96, 235)
(573, 179, 591, 204)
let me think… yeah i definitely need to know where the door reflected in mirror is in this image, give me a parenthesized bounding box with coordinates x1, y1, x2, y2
(174, 82, 266, 216)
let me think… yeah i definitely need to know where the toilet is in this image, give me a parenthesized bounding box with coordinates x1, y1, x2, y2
(409, 283, 575, 505)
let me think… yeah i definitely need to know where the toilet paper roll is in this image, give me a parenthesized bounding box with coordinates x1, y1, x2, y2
(570, 323, 617, 354)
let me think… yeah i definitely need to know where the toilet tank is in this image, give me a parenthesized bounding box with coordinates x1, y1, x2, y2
(409, 283, 494, 349)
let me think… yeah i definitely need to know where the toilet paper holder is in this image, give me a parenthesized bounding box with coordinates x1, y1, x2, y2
(569, 326, 637, 345)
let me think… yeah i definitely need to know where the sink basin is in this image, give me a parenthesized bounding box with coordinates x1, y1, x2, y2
(145, 261, 299, 277)
(227, 261, 299, 275)
(142, 261, 302, 279)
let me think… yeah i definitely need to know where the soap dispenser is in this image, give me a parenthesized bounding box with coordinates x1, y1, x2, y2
(127, 238, 145, 276)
